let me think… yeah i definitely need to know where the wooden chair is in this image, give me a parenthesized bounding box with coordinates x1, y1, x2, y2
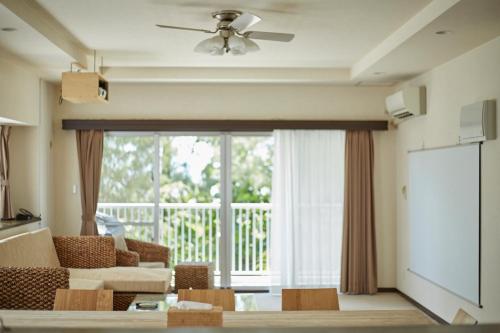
(177, 289, 235, 311)
(282, 288, 340, 311)
(53, 289, 113, 311)
(452, 309, 477, 325)
(168, 306, 223, 327)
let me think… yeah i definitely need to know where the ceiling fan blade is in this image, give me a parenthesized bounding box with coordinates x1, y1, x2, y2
(229, 12, 261, 31)
(244, 31, 294, 42)
(156, 24, 214, 34)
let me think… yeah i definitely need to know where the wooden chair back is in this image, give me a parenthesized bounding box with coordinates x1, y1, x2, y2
(452, 309, 477, 325)
(53, 289, 113, 311)
(168, 306, 223, 327)
(177, 289, 235, 311)
(282, 288, 340, 311)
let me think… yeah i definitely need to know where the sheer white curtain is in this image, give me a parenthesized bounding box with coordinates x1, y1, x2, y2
(271, 130, 345, 290)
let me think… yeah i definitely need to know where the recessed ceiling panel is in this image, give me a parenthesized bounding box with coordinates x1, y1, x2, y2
(35, 0, 431, 68)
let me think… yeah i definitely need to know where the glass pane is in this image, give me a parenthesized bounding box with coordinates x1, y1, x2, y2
(98, 134, 155, 242)
(159, 136, 221, 286)
(231, 135, 274, 288)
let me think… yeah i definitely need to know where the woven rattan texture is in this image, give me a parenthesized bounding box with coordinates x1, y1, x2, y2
(125, 239, 170, 267)
(113, 293, 137, 311)
(0, 267, 70, 310)
(53, 236, 116, 268)
(116, 249, 139, 267)
(175, 264, 214, 291)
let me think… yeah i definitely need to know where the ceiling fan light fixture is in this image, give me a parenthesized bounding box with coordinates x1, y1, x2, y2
(194, 35, 224, 55)
(228, 35, 246, 55)
(158, 10, 294, 56)
(242, 38, 260, 53)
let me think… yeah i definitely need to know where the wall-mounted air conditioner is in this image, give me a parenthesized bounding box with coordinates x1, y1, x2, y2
(385, 87, 426, 120)
(459, 100, 496, 143)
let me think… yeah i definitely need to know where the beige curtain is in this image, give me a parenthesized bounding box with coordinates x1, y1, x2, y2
(76, 129, 104, 235)
(340, 130, 377, 294)
(0, 126, 14, 220)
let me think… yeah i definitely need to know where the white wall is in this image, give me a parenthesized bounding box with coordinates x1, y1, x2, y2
(396, 37, 500, 323)
(1, 48, 57, 231)
(53, 83, 397, 288)
(9, 81, 57, 231)
(38, 81, 57, 229)
(0, 50, 39, 125)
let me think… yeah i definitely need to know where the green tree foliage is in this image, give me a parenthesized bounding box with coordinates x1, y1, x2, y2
(232, 136, 272, 203)
(100, 135, 155, 203)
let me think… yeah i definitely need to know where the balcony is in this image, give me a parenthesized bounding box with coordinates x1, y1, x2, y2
(97, 202, 271, 288)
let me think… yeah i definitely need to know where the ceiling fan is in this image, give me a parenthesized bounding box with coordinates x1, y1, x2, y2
(156, 10, 295, 56)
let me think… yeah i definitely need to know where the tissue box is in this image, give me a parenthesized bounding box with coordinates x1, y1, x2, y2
(167, 306, 223, 327)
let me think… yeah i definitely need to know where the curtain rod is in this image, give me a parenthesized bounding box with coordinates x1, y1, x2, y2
(62, 119, 388, 131)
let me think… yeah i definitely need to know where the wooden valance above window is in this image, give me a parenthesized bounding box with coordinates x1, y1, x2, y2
(62, 119, 388, 132)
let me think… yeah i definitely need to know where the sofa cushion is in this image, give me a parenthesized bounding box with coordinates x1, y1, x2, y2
(69, 278, 104, 290)
(0, 228, 61, 268)
(69, 267, 172, 293)
(138, 261, 165, 268)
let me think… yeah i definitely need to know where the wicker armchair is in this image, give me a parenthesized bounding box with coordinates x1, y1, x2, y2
(51, 236, 170, 310)
(51, 236, 140, 310)
(125, 238, 170, 267)
(0, 267, 70, 310)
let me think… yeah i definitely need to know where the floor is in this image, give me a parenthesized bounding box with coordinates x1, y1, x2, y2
(253, 292, 417, 311)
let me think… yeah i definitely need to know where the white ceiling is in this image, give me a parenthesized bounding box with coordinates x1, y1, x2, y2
(0, 3, 72, 72)
(0, 0, 499, 84)
(34, 0, 431, 68)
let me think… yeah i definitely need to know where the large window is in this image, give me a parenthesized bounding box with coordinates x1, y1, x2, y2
(98, 132, 273, 288)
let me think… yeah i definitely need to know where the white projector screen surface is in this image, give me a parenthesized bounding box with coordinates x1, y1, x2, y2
(409, 144, 480, 305)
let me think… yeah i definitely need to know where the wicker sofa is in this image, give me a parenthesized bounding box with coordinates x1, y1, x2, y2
(0, 228, 171, 311)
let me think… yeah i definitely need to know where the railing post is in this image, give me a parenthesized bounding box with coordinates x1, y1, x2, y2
(231, 205, 236, 274)
(215, 207, 220, 273)
(245, 208, 250, 272)
(259, 208, 264, 272)
(202, 208, 206, 261)
(252, 207, 256, 272)
(174, 208, 179, 266)
(153, 133, 160, 244)
(238, 207, 242, 273)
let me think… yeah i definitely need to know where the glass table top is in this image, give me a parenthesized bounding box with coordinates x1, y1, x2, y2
(128, 293, 258, 312)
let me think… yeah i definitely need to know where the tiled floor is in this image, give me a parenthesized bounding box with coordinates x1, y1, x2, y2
(253, 292, 417, 311)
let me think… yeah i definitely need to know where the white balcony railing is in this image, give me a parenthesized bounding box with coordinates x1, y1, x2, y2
(97, 202, 271, 276)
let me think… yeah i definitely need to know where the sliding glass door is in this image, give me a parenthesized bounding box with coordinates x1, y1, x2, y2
(98, 132, 273, 289)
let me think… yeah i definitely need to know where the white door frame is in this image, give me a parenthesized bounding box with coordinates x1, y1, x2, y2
(220, 133, 232, 288)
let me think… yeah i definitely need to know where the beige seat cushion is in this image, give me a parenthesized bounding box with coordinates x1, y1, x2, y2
(139, 261, 165, 268)
(69, 278, 104, 290)
(0, 228, 60, 268)
(69, 267, 172, 293)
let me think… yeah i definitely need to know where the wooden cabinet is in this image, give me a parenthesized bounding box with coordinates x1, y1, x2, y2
(62, 72, 109, 104)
